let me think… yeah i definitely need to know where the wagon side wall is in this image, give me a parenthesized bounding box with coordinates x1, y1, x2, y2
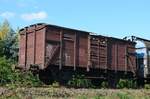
(45, 26, 89, 69)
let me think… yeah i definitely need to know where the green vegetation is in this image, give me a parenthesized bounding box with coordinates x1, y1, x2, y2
(101, 81, 108, 88)
(117, 92, 133, 99)
(0, 56, 42, 88)
(0, 88, 150, 99)
(0, 20, 42, 88)
(67, 75, 138, 89)
(0, 20, 18, 62)
(67, 74, 94, 88)
(117, 79, 137, 89)
(0, 57, 14, 85)
(51, 81, 60, 88)
(144, 84, 150, 89)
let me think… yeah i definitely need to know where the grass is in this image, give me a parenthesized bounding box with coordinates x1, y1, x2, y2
(0, 87, 150, 99)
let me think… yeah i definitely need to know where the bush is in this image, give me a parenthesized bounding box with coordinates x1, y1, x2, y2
(117, 79, 137, 89)
(101, 81, 108, 88)
(5, 70, 43, 89)
(144, 84, 150, 89)
(67, 75, 93, 88)
(0, 56, 42, 87)
(0, 57, 14, 85)
(12, 70, 42, 87)
(52, 81, 60, 88)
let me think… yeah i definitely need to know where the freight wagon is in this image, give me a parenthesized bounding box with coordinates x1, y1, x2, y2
(123, 36, 150, 83)
(18, 23, 150, 87)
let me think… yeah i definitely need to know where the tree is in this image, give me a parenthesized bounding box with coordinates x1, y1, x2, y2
(0, 20, 10, 40)
(0, 20, 19, 62)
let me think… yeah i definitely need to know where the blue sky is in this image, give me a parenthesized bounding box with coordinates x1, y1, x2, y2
(0, 0, 150, 39)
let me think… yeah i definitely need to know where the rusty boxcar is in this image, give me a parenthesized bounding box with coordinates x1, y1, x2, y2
(19, 23, 137, 86)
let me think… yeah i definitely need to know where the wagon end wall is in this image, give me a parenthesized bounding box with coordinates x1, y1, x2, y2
(19, 24, 46, 69)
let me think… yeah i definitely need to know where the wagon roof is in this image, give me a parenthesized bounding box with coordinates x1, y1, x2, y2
(19, 23, 90, 34)
(19, 23, 136, 44)
(91, 34, 136, 44)
(109, 36, 136, 44)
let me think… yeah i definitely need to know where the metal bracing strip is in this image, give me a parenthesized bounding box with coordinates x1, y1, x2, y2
(74, 32, 77, 70)
(125, 45, 127, 73)
(146, 49, 150, 74)
(43, 26, 46, 69)
(105, 39, 108, 70)
(33, 25, 36, 64)
(25, 27, 27, 69)
(87, 35, 91, 71)
(128, 56, 136, 75)
(59, 30, 63, 70)
(116, 44, 118, 72)
(114, 44, 118, 72)
(136, 55, 139, 70)
(98, 39, 100, 68)
(114, 44, 116, 72)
